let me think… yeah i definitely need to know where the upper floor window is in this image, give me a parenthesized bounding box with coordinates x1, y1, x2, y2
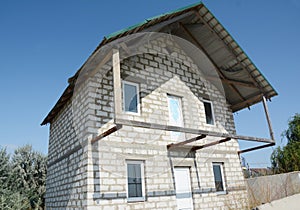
(167, 95, 184, 127)
(213, 162, 226, 193)
(122, 81, 140, 114)
(203, 99, 214, 125)
(167, 94, 185, 140)
(126, 160, 145, 202)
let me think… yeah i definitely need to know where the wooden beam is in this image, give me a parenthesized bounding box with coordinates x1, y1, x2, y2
(112, 49, 122, 118)
(76, 50, 113, 85)
(262, 96, 275, 140)
(120, 42, 131, 55)
(179, 22, 246, 102)
(234, 134, 273, 143)
(90, 50, 113, 78)
(238, 143, 275, 154)
(230, 93, 263, 111)
(91, 124, 122, 144)
(167, 134, 207, 149)
(205, 75, 256, 88)
(115, 118, 275, 143)
(191, 137, 231, 151)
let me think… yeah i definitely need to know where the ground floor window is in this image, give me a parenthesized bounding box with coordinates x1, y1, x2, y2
(126, 160, 145, 201)
(213, 162, 226, 192)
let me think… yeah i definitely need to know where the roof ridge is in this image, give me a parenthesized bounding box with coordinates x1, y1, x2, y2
(104, 1, 202, 40)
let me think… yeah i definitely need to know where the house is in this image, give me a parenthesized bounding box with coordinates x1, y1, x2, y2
(41, 2, 277, 209)
(250, 168, 273, 177)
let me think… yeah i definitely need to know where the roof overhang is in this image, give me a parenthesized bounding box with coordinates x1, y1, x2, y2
(41, 2, 277, 125)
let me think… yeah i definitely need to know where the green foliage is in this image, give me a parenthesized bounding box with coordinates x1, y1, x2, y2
(0, 145, 47, 210)
(0, 148, 10, 187)
(282, 113, 300, 143)
(0, 189, 30, 210)
(271, 113, 300, 173)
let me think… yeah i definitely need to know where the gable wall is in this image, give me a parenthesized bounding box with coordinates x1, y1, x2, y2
(84, 37, 248, 209)
(46, 76, 97, 209)
(46, 36, 248, 209)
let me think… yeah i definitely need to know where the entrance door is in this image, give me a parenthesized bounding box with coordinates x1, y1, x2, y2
(174, 167, 194, 210)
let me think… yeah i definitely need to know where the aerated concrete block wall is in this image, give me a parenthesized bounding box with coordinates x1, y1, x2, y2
(46, 77, 97, 209)
(46, 37, 248, 210)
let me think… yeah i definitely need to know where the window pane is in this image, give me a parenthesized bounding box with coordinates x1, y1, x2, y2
(213, 164, 224, 192)
(168, 95, 185, 141)
(124, 83, 138, 113)
(204, 101, 214, 125)
(168, 96, 183, 126)
(127, 163, 143, 198)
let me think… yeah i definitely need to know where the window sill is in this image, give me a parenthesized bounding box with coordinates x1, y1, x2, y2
(205, 123, 215, 127)
(127, 197, 145, 203)
(216, 191, 227, 195)
(123, 111, 141, 116)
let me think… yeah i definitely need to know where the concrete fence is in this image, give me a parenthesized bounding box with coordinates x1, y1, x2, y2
(246, 171, 300, 207)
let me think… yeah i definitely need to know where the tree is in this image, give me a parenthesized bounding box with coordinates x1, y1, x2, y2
(271, 113, 300, 173)
(0, 147, 30, 210)
(0, 148, 10, 187)
(282, 113, 300, 143)
(11, 145, 47, 209)
(0, 145, 47, 210)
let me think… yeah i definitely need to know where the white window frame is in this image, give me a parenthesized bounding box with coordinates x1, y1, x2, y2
(167, 94, 184, 127)
(212, 162, 226, 194)
(122, 81, 140, 115)
(203, 99, 215, 125)
(126, 160, 145, 202)
(167, 94, 185, 141)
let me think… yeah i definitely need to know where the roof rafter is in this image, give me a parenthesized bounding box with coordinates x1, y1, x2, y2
(230, 93, 263, 111)
(193, 10, 265, 94)
(179, 22, 247, 103)
(205, 75, 257, 88)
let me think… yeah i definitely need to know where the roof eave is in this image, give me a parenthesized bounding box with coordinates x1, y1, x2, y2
(41, 1, 277, 125)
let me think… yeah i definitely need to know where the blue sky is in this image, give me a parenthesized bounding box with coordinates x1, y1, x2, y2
(0, 0, 299, 168)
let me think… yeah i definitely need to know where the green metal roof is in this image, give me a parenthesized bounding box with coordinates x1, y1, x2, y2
(105, 1, 202, 40)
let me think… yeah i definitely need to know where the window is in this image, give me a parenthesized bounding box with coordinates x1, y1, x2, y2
(167, 94, 185, 140)
(203, 99, 214, 125)
(167, 95, 184, 126)
(122, 81, 140, 113)
(213, 163, 226, 192)
(126, 160, 145, 201)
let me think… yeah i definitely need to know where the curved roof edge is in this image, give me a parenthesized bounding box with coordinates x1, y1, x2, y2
(41, 2, 277, 125)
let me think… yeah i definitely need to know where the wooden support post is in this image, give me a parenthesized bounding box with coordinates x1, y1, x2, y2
(113, 49, 122, 120)
(262, 96, 275, 140)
